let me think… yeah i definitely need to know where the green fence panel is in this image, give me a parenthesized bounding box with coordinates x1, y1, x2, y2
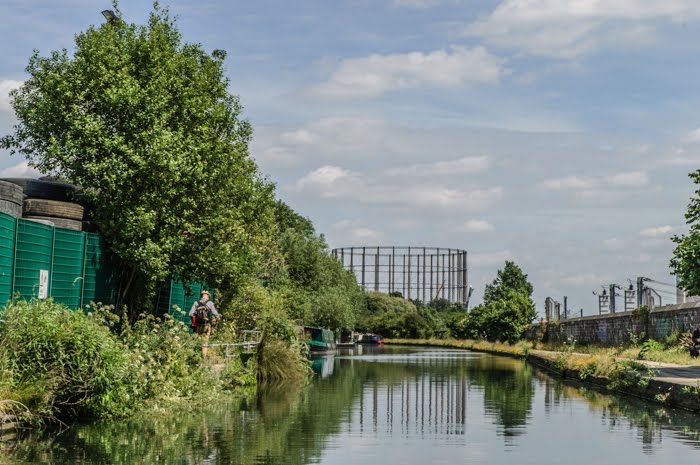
(82, 233, 120, 307)
(14, 219, 53, 301)
(183, 282, 202, 315)
(167, 280, 202, 326)
(170, 279, 186, 311)
(0, 213, 16, 306)
(50, 229, 86, 309)
(153, 279, 173, 316)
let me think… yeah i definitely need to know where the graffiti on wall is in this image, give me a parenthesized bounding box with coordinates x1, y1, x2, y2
(597, 320, 607, 343)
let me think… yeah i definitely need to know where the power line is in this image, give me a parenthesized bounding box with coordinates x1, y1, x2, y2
(646, 279, 677, 287)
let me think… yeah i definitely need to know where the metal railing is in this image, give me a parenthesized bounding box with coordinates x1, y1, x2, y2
(205, 330, 261, 366)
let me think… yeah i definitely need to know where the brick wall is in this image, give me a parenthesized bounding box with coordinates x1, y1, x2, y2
(525, 301, 700, 345)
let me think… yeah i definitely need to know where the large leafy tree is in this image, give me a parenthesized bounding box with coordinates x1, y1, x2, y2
(483, 261, 534, 306)
(449, 261, 536, 342)
(671, 171, 700, 296)
(263, 201, 364, 332)
(1, 4, 274, 308)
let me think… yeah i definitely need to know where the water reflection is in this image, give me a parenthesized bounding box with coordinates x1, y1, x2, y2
(536, 370, 700, 454)
(310, 354, 335, 378)
(3, 347, 700, 465)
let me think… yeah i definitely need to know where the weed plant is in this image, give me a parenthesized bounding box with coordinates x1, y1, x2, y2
(0, 299, 257, 426)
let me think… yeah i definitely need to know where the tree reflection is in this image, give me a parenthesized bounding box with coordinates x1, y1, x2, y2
(4, 349, 700, 464)
(464, 355, 534, 438)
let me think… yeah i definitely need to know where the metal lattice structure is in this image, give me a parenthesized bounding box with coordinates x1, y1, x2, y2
(331, 246, 468, 305)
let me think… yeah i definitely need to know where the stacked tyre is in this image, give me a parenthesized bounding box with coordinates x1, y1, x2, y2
(23, 198, 84, 231)
(0, 178, 84, 230)
(0, 180, 24, 218)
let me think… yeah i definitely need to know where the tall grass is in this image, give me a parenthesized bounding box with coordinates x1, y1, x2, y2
(256, 306, 311, 383)
(257, 340, 310, 382)
(0, 299, 254, 426)
(0, 300, 132, 421)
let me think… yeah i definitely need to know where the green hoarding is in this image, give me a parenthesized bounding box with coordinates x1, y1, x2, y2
(13, 219, 53, 300)
(0, 214, 16, 306)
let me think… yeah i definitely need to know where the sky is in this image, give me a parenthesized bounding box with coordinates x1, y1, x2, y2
(1, 0, 700, 315)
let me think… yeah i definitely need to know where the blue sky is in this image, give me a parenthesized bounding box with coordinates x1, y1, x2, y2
(2, 0, 700, 314)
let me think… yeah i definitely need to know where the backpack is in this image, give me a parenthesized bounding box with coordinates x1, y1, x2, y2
(195, 300, 211, 326)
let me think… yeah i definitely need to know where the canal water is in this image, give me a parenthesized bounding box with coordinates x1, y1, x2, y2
(3, 346, 700, 464)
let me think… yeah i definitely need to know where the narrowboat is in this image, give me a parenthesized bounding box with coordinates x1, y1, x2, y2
(303, 326, 337, 352)
(358, 333, 384, 344)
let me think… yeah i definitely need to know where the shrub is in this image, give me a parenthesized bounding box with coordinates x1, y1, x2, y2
(0, 299, 251, 426)
(0, 299, 131, 421)
(256, 306, 310, 382)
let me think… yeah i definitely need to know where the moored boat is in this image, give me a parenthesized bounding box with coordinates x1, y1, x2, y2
(358, 333, 384, 344)
(303, 326, 337, 352)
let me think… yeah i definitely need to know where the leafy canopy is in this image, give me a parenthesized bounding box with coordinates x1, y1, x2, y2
(483, 261, 534, 306)
(1, 3, 274, 306)
(448, 261, 536, 342)
(671, 170, 700, 296)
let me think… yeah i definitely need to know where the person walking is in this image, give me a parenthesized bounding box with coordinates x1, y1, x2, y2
(189, 290, 219, 358)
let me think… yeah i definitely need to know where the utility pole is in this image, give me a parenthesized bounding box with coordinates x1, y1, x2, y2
(624, 283, 636, 312)
(637, 277, 645, 307)
(563, 296, 568, 320)
(609, 284, 621, 313)
(594, 289, 610, 314)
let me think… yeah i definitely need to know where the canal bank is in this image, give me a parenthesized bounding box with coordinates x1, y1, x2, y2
(5, 344, 700, 464)
(386, 338, 700, 413)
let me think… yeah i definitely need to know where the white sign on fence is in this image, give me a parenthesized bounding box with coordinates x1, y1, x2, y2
(38, 269, 49, 299)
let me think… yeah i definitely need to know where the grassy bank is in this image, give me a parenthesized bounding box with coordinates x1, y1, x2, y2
(387, 338, 700, 412)
(387, 337, 533, 357)
(0, 299, 261, 427)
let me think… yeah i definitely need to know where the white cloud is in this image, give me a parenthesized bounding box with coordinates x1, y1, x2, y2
(561, 272, 608, 286)
(376, 186, 503, 210)
(386, 156, 490, 177)
(295, 165, 356, 198)
(661, 155, 700, 166)
(575, 189, 628, 204)
(686, 127, 700, 142)
(254, 117, 387, 167)
(330, 219, 385, 244)
(252, 146, 299, 166)
(457, 219, 494, 233)
(465, 0, 700, 59)
(350, 227, 385, 242)
(279, 128, 319, 145)
(639, 225, 675, 238)
(603, 238, 626, 250)
(392, 219, 420, 230)
(306, 46, 505, 99)
(606, 170, 649, 187)
(639, 238, 673, 250)
(469, 250, 514, 267)
(294, 165, 503, 212)
(0, 80, 22, 112)
(540, 175, 597, 190)
(539, 171, 648, 196)
(0, 160, 40, 178)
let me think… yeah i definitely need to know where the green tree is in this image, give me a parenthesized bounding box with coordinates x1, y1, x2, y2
(451, 291, 535, 342)
(269, 202, 364, 332)
(483, 261, 534, 306)
(365, 292, 416, 314)
(1, 4, 275, 309)
(671, 171, 700, 295)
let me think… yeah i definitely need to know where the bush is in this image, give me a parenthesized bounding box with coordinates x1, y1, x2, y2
(0, 299, 250, 426)
(257, 340, 310, 383)
(0, 299, 131, 421)
(119, 310, 216, 404)
(257, 306, 310, 382)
